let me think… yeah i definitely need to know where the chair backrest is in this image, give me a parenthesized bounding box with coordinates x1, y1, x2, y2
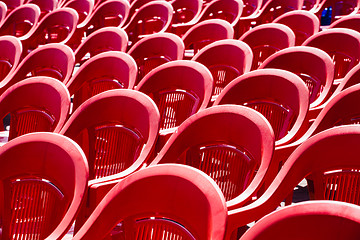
(66, 51, 137, 111)
(329, 14, 360, 33)
(62, 0, 94, 25)
(27, 0, 57, 19)
(214, 68, 309, 146)
(171, 0, 202, 25)
(192, 39, 253, 101)
(226, 124, 360, 239)
(0, 132, 88, 240)
(0, 77, 70, 141)
(239, 0, 262, 17)
(124, 0, 160, 25)
(198, 0, 244, 26)
(0, 35, 22, 82)
(259, 46, 334, 108)
(150, 105, 275, 203)
(302, 28, 360, 80)
(332, 62, 360, 97)
(239, 201, 360, 240)
(19, 7, 79, 56)
(273, 10, 320, 45)
(128, 32, 184, 85)
(73, 164, 227, 240)
(2, 0, 23, 14)
(0, 3, 40, 37)
(136, 60, 213, 131)
(123, 1, 173, 47)
(240, 23, 295, 70)
(74, 26, 128, 65)
(60, 89, 160, 180)
(0, 1, 6, 23)
(182, 19, 234, 59)
(0, 43, 75, 95)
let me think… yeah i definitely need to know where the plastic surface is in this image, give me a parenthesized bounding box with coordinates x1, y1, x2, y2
(128, 32, 184, 85)
(0, 43, 75, 95)
(214, 68, 309, 146)
(66, 51, 137, 111)
(273, 10, 320, 45)
(170, 0, 203, 36)
(259, 46, 334, 108)
(0, 77, 70, 141)
(240, 201, 360, 240)
(0, 35, 22, 82)
(27, 0, 57, 19)
(74, 27, 128, 65)
(0, 4, 40, 37)
(313, 0, 360, 25)
(149, 105, 275, 205)
(0, 132, 88, 240)
(302, 28, 360, 80)
(328, 13, 360, 32)
(73, 164, 227, 240)
(62, 0, 94, 25)
(192, 39, 253, 102)
(227, 125, 360, 239)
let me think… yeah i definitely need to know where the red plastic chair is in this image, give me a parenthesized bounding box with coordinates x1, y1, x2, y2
(27, 0, 57, 19)
(18, 7, 79, 56)
(240, 201, 360, 240)
(239, 23, 295, 70)
(61, 0, 94, 26)
(66, 51, 137, 112)
(273, 10, 320, 45)
(182, 19, 234, 59)
(127, 32, 184, 85)
(68, 0, 129, 50)
(197, 0, 244, 27)
(149, 104, 275, 205)
(313, 0, 360, 25)
(2, 0, 23, 14)
(238, 0, 262, 17)
(235, 0, 303, 38)
(213, 68, 310, 146)
(74, 26, 128, 66)
(302, 28, 360, 82)
(59, 89, 160, 231)
(123, 1, 173, 48)
(135, 60, 213, 148)
(72, 164, 227, 240)
(192, 39, 253, 102)
(0, 132, 88, 240)
(226, 124, 360, 239)
(328, 13, 360, 32)
(124, 0, 161, 26)
(0, 36, 22, 82)
(0, 1, 6, 23)
(0, 77, 70, 143)
(331, 62, 360, 98)
(0, 3, 40, 37)
(259, 46, 334, 109)
(0, 43, 75, 95)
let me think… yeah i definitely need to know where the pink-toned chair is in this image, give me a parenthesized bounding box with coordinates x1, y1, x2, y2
(66, 51, 137, 112)
(0, 1, 6, 23)
(74, 27, 128, 66)
(214, 68, 310, 146)
(239, 201, 360, 240)
(273, 10, 320, 45)
(259, 46, 334, 109)
(0, 131, 88, 240)
(127, 32, 184, 85)
(61, 0, 94, 26)
(328, 13, 360, 32)
(27, 0, 57, 19)
(182, 19, 234, 59)
(0, 77, 70, 143)
(0, 43, 75, 95)
(192, 39, 253, 103)
(2, 0, 23, 15)
(0, 35, 22, 82)
(239, 23, 295, 70)
(0, 3, 40, 37)
(72, 164, 227, 240)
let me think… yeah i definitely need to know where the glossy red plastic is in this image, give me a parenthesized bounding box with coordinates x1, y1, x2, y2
(182, 19, 234, 59)
(0, 77, 70, 142)
(27, 0, 57, 19)
(259, 46, 334, 108)
(123, 1, 173, 48)
(240, 201, 360, 240)
(192, 39, 253, 102)
(240, 23, 295, 70)
(328, 13, 360, 33)
(0, 4, 40, 37)
(0, 1, 6, 23)
(273, 10, 320, 45)
(127, 32, 184, 85)
(0, 43, 75, 95)
(66, 51, 137, 111)
(214, 68, 310, 146)
(61, 0, 94, 25)
(73, 164, 227, 240)
(170, 0, 203, 36)
(2, 0, 23, 14)
(0, 35, 22, 82)
(0, 132, 89, 240)
(74, 27, 128, 65)
(302, 28, 360, 81)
